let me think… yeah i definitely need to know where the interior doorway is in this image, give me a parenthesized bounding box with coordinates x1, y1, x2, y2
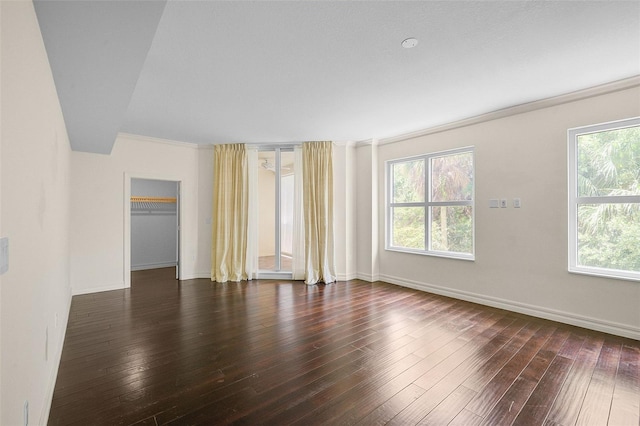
(257, 148, 294, 278)
(125, 176, 181, 287)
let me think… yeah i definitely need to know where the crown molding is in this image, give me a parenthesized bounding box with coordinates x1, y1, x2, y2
(363, 75, 640, 147)
(333, 140, 357, 147)
(355, 138, 379, 147)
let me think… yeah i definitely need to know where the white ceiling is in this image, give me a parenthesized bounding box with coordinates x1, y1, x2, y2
(34, 1, 640, 154)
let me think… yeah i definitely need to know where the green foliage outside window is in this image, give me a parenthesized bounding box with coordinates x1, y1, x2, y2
(431, 206, 473, 253)
(392, 207, 425, 250)
(389, 150, 474, 256)
(576, 126, 640, 272)
(392, 160, 424, 203)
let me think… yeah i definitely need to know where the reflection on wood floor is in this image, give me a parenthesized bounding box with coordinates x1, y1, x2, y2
(258, 254, 292, 271)
(48, 267, 640, 425)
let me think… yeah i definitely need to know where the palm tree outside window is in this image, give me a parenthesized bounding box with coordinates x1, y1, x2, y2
(386, 147, 475, 260)
(568, 117, 640, 281)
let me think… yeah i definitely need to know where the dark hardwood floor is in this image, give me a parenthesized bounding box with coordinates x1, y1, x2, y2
(48, 268, 640, 425)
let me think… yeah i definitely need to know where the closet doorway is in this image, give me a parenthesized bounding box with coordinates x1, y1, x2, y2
(130, 178, 180, 280)
(257, 148, 294, 278)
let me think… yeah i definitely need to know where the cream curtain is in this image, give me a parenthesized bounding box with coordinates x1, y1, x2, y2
(303, 141, 336, 284)
(211, 143, 249, 282)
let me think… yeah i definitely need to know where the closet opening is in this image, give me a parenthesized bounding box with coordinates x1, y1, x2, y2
(128, 178, 180, 282)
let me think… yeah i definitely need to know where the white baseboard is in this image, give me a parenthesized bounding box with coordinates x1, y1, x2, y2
(72, 281, 125, 296)
(182, 273, 361, 282)
(356, 272, 379, 282)
(336, 272, 358, 282)
(180, 272, 210, 280)
(379, 274, 640, 341)
(40, 286, 72, 425)
(131, 262, 177, 271)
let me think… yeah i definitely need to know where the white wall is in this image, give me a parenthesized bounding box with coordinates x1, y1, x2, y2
(355, 142, 379, 281)
(70, 134, 201, 294)
(333, 142, 357, 281)
(1, 2, 72, 424)
(132, 177, 177, 198)
(131, 178, 177, 270)
(361, 86, 640, 339)
(196, 147, 213, 277)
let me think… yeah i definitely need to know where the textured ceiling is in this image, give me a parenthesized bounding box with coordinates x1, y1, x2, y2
(34, 1, 640, 154)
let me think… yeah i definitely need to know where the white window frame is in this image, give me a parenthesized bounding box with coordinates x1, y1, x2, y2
(567, 117, 640, 281)
(385, 146, 475, 261)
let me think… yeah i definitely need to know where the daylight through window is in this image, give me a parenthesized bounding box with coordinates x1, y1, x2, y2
(568, 117, 640, 281)
(386, 147, 474, 259)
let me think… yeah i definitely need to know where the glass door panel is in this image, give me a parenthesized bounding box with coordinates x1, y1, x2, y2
(257, 148, 294, 276)
(257, 150, 276, 271)
(280, 151, 294, 272)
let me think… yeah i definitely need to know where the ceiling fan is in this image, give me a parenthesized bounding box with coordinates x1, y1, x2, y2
(261, 159, 291, 172)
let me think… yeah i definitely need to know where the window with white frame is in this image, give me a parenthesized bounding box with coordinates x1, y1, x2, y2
(386, 147, 474, 259)
(568, 117, 640, 281)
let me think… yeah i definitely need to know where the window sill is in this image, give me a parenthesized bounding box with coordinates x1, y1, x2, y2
(569, 267, 640, 283)
(386, 247, 475, 261)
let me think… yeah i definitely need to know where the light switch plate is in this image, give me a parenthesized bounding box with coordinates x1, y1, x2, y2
(513, 198, 522, 208)
(489, 199, 499, 208)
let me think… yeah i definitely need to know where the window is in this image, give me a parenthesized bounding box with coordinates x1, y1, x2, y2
(568, 117, 640, 281)
(386, 147, 474, 259)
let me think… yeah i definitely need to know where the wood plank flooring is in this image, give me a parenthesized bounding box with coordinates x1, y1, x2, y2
(48, 268, 640, 425)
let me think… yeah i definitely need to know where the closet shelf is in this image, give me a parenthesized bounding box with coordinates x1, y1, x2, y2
(131, 196, 177, 214)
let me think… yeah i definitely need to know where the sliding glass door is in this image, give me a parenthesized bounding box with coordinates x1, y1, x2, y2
(257, 147, 294, 277)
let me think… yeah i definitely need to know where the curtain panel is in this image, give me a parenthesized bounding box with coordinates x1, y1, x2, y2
(303, 141, 336, 284)
(211, 143, 249, 282)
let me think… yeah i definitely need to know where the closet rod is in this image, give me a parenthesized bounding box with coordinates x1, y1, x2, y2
(130, 196, 177, 204)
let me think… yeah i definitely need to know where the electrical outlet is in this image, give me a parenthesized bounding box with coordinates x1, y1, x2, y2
(513, 198, 522, 208)
(500, 199, 508, 208)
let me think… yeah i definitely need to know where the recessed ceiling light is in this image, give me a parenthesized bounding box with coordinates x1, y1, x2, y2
(401, 38, 418, 49)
